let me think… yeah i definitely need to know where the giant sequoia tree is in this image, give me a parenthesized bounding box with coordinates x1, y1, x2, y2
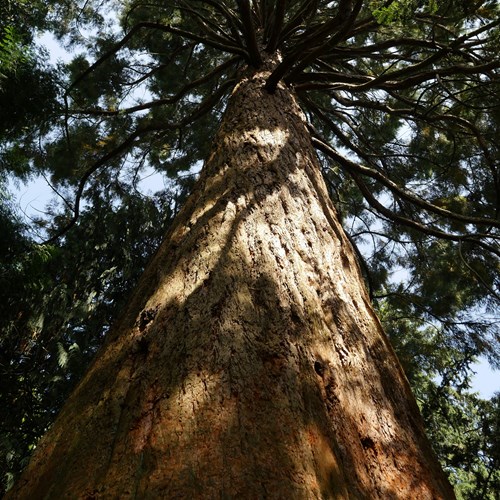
(5, 0, 500, 497)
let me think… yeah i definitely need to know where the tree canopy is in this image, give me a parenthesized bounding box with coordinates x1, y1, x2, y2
(1, 1, 499, 497)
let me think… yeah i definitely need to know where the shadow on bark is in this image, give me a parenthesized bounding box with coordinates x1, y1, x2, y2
(7, 73, 454, 499)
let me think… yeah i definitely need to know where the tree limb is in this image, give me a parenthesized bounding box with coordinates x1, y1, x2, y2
(235, 0, 262, 67)
(311, 135, 500, 258)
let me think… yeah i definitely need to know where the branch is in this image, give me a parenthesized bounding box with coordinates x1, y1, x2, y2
(320, 87, 498, 214)
(279, 0, 319, 42)
(379, 60, 500, 91)
(288, 15, 500, 93)
(293, 58, 499, 93)
(265, 0, 368, 92)
(235, 0, 262, 67)
(330, 88, 497, 168)
(122, 44, 191, 87)
(308, 118, 499, 229)
(71, 56, 240, 117)
(285, 0, 365, 81)
(39, 171, 73, 213)
(311, 135, 500, 258)
(68, 21, 246, 95)
(265, 0, 287, 52)
(177, 1, 240, 48)
(43, 123, 163, 244)
(45, 78, 236, 243)
(193, 0, 245, 47)
(458, 242, 500, 303)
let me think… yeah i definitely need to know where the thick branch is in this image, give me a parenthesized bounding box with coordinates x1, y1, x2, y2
(265, 0, 287, 52)
(311, 136, 500, 258)
(283, 0, 365, 83)
(279, 0, 319, 42)
(292, 58, 499, 92)
(306, 109, 499, 230)
(264, 0, 364, 92)
(178, 1, 240, 48)
(193, 0, 245, 47)
(235, 0, 262, 66)
(68, 22, 246, 95)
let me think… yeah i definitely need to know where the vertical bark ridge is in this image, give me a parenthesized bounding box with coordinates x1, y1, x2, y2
(7, 60, 455, 499)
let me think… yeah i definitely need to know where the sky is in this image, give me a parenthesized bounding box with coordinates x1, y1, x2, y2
(8, 32, 499, 400)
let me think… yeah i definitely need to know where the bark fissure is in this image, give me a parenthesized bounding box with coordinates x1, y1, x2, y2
(8, 56, 454, 499)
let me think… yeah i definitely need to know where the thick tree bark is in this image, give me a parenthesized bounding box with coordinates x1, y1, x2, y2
(8, 59, 455, 498)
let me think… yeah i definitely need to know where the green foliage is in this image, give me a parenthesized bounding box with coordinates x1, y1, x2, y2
(369, 0, 415, 24)
(0, 26, 31, 80)
(420, 386, 500, 498)
(0, 180, 182, 492)
(0, 56, 60, 144)
(380, 300, 500, 496)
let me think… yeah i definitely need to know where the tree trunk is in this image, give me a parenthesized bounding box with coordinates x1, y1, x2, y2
(8, 61, 455, 499)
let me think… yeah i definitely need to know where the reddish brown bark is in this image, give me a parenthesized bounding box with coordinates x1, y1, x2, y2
(8, 59, 455, 498)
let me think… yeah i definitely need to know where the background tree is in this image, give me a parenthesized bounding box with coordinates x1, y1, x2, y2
(1, 0, 499, 497)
